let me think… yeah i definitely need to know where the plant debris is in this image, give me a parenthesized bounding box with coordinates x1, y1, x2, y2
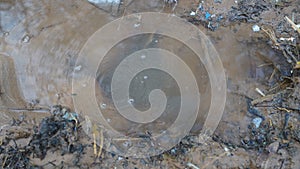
(0, 106, 84, 168)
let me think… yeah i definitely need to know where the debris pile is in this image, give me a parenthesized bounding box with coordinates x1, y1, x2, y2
(184, 1, 225, 31)
(0, 106, 83, 168)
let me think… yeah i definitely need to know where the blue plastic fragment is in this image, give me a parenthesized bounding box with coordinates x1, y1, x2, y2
(205, 12, 211, 20)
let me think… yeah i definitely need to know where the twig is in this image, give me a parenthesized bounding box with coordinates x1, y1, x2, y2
(261, 27, 279, 47)
(164, 155, 184, 169)
(187, 162, 200, 169)
(2, 155, 8, 168)
(285, 16, 300, 34)
(0, 107, 50, 114)
(92, 124, 104, 159)
(251, 94, 276, 105)
(269, 68, 277, 82)
(97, 128, 103, 158)
(42, 160, 57, 167)
(255, 105, 299, 112)
(93, 126, 97, 157)
(257, 63, 273, 67)
(255, 88, 266, 97)
(275, 107, 291, 113)
(261, 27, 298, 63)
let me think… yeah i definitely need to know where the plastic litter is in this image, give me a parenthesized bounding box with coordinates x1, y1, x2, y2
(252, 25, 260, 32)
(252, 117, 263, 128)
(190, 11, 196, 16)
(87, 0, 121, 16)
(63, 112, 79, 122)
(205, 12, 211, 20)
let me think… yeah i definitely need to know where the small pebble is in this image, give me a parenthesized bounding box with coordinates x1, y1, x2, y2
(267, 141, 279, 153)
(22, 35, 31, 43)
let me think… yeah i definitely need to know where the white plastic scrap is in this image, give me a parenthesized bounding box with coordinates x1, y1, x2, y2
(252, 117, 263, 128)
(87, 0, 120, 15)
(187, 162, 200, 169)
(134, 23, 140, 28)
(252, 24, 260, 32)
(100, 103, 107, 109)
(190, 11, 196, 16)
(279, 37, 295, 42)
(74, 65, 82, 71)
(255, 87, 265, 97)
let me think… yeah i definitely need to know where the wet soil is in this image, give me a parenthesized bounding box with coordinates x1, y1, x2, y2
(0, 0, 300, 168)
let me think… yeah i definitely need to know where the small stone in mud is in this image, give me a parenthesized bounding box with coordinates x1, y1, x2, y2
(267, 141, 279, 153)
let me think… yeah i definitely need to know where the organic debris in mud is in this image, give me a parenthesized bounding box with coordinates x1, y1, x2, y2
(0, 105, 84, 168)
(228, 0, 270, 23)
(182, 1, 225, 31)
(239, 77, 300, 161)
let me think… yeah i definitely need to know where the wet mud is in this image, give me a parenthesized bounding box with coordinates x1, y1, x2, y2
(0, 0, 300, 168)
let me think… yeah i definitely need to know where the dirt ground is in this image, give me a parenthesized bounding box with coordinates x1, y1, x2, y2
(0, 0, 300, 168)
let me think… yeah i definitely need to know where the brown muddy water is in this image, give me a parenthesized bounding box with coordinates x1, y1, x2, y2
(0, 0, 282, 147)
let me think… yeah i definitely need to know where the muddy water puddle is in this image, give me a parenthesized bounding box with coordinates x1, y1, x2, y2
(0, 0, 280, 141)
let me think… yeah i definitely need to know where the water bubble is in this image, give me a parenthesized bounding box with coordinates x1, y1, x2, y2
(100, 103, 107, 109)
(134, 23, 140, 28)
(143, 75, 148, 80)
(3, 32, 9, 37)
(128, 98, 134, 104)
(140, 55, 146, 59)
(74, 65, 82, 71)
